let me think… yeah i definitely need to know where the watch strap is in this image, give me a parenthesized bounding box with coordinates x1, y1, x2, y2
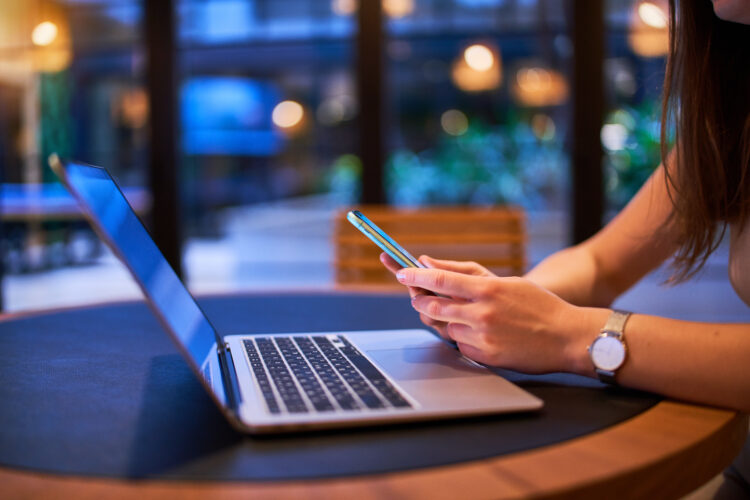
(595, 369, 618, 385)
(593, 309, 631, 384)
(601, 309, 631, 338)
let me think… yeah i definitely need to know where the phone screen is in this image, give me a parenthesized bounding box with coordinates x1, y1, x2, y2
(346, 210, 425, 269)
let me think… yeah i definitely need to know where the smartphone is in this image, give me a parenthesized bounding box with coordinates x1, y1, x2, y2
(346, 210, 425, 269)
(346, 209, 460, 350)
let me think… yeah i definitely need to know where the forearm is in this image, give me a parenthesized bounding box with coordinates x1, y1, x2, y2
(563, 308, 750, 413)
(525, 165, 679, 308)
(524, 245, 620, 307)
(398, 262, 750, 411)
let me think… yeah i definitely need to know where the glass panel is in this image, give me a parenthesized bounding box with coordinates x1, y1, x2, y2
(385, 0, 572, 264)
(177, 0, 357, 291)
(0, 0, 360, 311)
(0, 0, 147, 311)
(603, 0, 667, 214)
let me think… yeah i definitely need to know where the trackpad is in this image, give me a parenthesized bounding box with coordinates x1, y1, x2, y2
(366, 347, 488, 381)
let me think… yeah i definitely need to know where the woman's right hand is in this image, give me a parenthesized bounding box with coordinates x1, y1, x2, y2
(379, 253, 496, 339)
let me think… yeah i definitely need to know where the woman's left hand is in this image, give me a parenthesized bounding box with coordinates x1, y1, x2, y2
(395, 267, 594, 374)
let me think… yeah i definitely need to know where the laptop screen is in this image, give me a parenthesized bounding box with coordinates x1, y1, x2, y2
(58, 161, 219, 371)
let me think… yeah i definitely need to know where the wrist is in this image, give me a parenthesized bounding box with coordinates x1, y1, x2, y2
(562, 307, 611, 376)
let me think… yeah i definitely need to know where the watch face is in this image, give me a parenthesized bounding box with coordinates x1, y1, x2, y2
(590, 335, 626, 371)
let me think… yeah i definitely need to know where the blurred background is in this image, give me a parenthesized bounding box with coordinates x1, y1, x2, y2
(1, 0, 727, 314)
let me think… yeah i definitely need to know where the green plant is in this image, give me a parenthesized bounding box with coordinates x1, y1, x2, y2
(602, 100, 666, 211)
(385, 117, 566, 209)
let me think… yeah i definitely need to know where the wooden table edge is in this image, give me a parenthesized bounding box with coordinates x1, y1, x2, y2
(1, 401, 745, 500)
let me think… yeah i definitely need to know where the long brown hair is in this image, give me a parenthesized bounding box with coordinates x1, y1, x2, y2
(662, 0, 750, 282)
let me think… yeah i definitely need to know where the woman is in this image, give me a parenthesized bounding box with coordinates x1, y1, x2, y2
(382, 0, 750, 478)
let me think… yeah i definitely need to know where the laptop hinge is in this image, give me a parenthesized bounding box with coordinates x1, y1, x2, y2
(217, 342, 242, 412)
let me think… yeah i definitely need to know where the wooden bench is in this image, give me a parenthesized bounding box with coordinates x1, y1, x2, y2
(334, 206, 526, 287)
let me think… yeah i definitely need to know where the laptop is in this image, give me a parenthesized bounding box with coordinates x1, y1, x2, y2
(50, 156, 542, 434)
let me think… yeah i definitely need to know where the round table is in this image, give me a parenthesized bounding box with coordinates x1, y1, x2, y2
(0, 291, 746, 499)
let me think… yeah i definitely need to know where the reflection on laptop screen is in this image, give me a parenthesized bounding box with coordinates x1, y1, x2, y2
(62, 162, 217, 365)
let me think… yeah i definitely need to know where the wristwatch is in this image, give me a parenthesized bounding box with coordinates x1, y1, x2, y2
(588, 310, 631, 384)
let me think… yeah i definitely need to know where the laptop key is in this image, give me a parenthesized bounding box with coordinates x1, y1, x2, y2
(255, 338, 308, 413)
(243, 340, 281, 414)
(313, 336, 385, 410)
(244, 335, 412, 415)
(294, 337, 361, 411)
(275, 338, 335, 412)
(337, 336, 412, 409)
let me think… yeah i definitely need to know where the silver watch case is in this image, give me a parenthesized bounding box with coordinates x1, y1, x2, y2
(588, 331, 627, 385)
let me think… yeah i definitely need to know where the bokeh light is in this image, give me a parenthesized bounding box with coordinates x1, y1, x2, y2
(118, 89, 149, 129)
(440, 109, 469, 136)
(463, 44, 494, 72)
(317, 95, 356, 126)
(637, 2, 667, 28)
(383, 0, 414, 18)
(451, 43, 501, 93)
(332, 0, 415, 18)
(272, 100, 304, 129)
(628, 0, 669, 57)
(531, 114, 556, 141)
(31, 21, 58, 47)
(601, 123, 628, 151)
(512, 67, 568, 107)
(331, 0, 357, 16)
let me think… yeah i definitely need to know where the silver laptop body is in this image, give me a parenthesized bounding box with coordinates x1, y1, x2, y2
(51, 157, 542, 434)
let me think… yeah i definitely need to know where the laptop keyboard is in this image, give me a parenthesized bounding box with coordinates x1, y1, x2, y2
(242, 335, 413, 414)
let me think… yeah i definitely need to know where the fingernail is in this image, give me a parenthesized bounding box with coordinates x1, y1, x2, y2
(396, 270, 406, 282)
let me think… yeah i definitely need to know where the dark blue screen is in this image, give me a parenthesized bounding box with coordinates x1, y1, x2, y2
(61, 162, 218, 370)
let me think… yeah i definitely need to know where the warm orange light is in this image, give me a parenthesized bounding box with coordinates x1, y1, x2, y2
(332, 0, 414, 18)
(31, 21, 58, 46)
(119, 89, 149, 129)
(628, 0, 669, 58)
(272, 100, 305, 129)
(383, 0, 414, 19)
(31, 9, 73, 73)
(463, 44, 494, 72)
(451, 44, 501, 93)
(512, 67, 568, 107)
(628, 30, 669, 57)
(30, 48, 71, 73)
(331, 0, 357, 16)
(638, 2, 667, 28)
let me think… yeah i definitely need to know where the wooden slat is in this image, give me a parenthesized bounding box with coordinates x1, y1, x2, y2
(336, 234, 526, 245)
(335, 258, 524, 270)
(343, 205, 524, 220)
(333, 206, 527, 284)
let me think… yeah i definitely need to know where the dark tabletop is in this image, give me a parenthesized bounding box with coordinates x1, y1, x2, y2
(0, 292, 660, 481)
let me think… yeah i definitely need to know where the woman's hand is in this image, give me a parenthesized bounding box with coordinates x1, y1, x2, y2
(394, 265, 597, 374)
(379, 253, 496, 340)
